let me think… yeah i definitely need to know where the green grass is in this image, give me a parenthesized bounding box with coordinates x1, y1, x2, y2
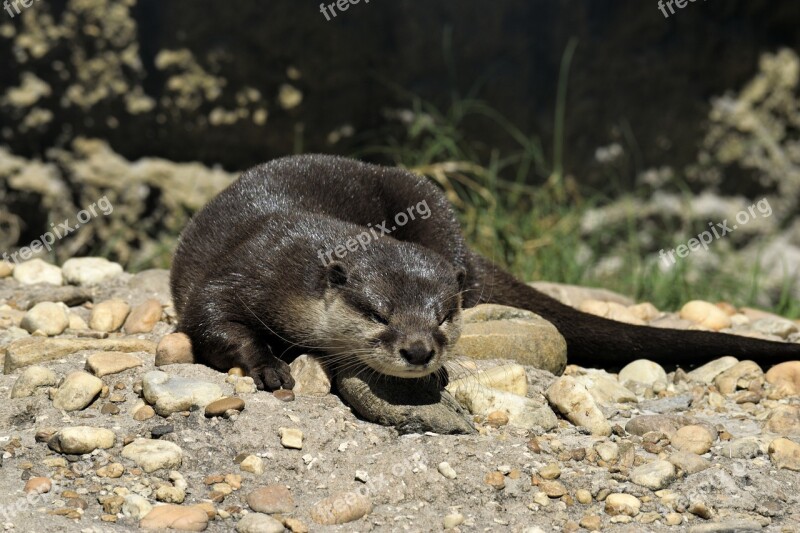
(357, 92, 800, 319)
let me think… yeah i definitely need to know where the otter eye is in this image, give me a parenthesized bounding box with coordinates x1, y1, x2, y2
(367, 310, 389, 325)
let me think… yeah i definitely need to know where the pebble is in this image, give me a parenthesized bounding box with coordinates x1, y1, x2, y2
(538, 463, 561, 480)
(665, 512, 682, 526)
(687, 356, 740, 383)
(289, 354, 332, 395)
(142, 370, 223, 416)
(97, 462, 125, 478)
(47, 426, 115, 454)
(768, 437, 800, 470)
(85, 351, 143, 377)
(618, 359, 667, 386)
(10, 365, 59, 398)
(579, 515, 602, 531)
(443, 513, 465, 529)
(668, 451, 711, 474)
(604, 493, 641, 516)
(13, 259, 63, 286)
(486, 410, 510, 427)
(714, 360, 763, 394)
(765, 361, 800, 397)
(573, 371, 637, 405)
(133, 404, 156, 421)
(155, 485, 186, 504)
(0, 259, 13, 277)
(139, 504, 208, 531)
(447, 363, 529, 396)
(236, 513, 285, 533)
(671, 424, 715, 454)
(122, 494, 153, 520)
(205, 397, 246, 417)
(751, 317, 798, 339)
(575, 489, 592, 504)
(273, 388, 296, 402)
(23, 477, 51, 494)
(4, 336, 156, 372)
(310, 491, 372, 525)
(20, 301, 70, 335)
(240, 455, 265, 475)
(52, 371, 103, 411)
(630, 460, 677, 490)
(121, 438, 183, 473)
(765, 404, 800, 436)
(155, 332, 194, 365)
(124, 299, 163, 334)
(454, 382, 557, 430)
(546, 376, 611, 436)
(594, 441, 619, 462)
(579, 300, 646, 325)
(89, 298, 131, 332)
(540, 480, 567, 498)
(626, 414, 693, 438)
(246, 484, 295, 514)
(680, 300, 732, 330)
(62, 257, 123, 286)
(485, 471, 505, 489)
(280, 427, 303, 449)
(437, 461, 457, 479)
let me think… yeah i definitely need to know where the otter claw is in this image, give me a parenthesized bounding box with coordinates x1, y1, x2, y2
(250, 361, 295, 391)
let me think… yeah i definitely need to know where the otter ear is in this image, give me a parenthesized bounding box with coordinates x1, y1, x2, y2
(326, 262, 348, 287)
(455, 267, 467, 290)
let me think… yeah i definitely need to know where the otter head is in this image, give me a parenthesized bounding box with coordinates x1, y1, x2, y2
(319, 244, 466, 378)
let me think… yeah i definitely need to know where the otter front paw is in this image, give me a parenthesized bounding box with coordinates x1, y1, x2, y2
(250, 359, 295, 391)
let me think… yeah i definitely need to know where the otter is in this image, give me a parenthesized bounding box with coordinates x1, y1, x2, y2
(171, 154, 800, 391)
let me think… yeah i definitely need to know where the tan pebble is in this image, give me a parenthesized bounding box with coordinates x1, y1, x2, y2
(205, 397, 245, 417)
(715, 302, 738, 316)
(714, 360, 763, 394)
(279, 427, 303, 449)
(85, 351, 143, 377)
(204, 474, 225, 485)
(97, 463, 125, 478)
(604, 493, 641, 516)
(228, 367, 246, 377)
(538, 463, 561, 480)
(23, 477, 51, 494)
(240, 455, 265, 475)
(273, 389, 295, 402)
(766, 361, 800, 397)
(155, 332, 194, 366)
(680, 300, 731, 330)
(192, 502, 217, 520)
(628, 302, 660, 321)
(532, 491, 550, 506)
(89, 299, 130, 332)
(0, 260, 13, 278)
(579, 514, 602, 531)
(123, 299, 163, 334)
(576, 489, 592, 504)
(540, 480, 567, 498)
(283, 517, 309, 533)
(224, 474, 242, 490)
(484, 471, 505, 490)
(671, 425, 715, 455)
(665, 512, 682, 525)
(486, 410, 509, 428)
(133, 405, 156, 421)
(139, 504, 208, 531)
(688, 501, 712, 519)
(155, 485, 185, 503)
(443, 513, 465, 529)
(310, 491, 372, 525)
(246, 484, 295, 514)
(768, 437, 800, 470)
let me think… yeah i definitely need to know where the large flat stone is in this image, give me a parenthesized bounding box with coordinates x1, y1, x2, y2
(3, 337, 156, 373)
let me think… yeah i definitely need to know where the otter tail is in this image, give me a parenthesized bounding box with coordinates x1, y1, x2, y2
(467, 253, 800, 367)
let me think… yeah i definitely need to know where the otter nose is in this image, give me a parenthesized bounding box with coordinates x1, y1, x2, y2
(399, 343, 435, 365)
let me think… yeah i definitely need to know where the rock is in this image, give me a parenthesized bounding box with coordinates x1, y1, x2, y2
(10, 365, 59, 398)
(24, 477, 51, 494)
(3, 337, 156, 373)
(455, 305, 567, 374)
(129, 269, 173, 305)
(579, 300, 646, 325)
(437, 462, 457, 479)
(638, 394, 692, 414)
(686, 356, 739, 384)
(765, 405, 800, 436)
(626, 415, 694, 438)
(205, 397, 245, 417)
(631, 460, 676, 490)
(122, 494, 153, 520)
(62, 257, 123, 286)
(133, 404, 156, 421)
(47, 426, 115, 454)
(447, 363, 528, 396)
(69, 313, 88, 330)
(765, 361, 800, 397)
(576, 489, 592, 504)
(156, 333, 194, 366)
(719, 438, 761, 459)
(594, 442, 619, 463)
(443, 513, 465, 529)
(155, 485, 186, 504)
(20, 302, 70, 336)
(289, 354, 332, 395)
(52, 371, 103, 411)
(89, 298, 131, 332)
(529, 282, 634, 308)
(236, 513, 285, 533)
(671, 425, 715, 454)
(310, 491, 372, 525)
(336, 368, 475, 434)
(246, 485, 295, 514)
(273, 389, 295, 402)
(13, 259, 63, 286)
(573, 371, 637, 405)
(540, 480, 567, 498)
(579, 515, 602, 531)
(604, 493, 641, 516)
(546, 376, 611, 436)
(122, 438, 183, 473)
(680, 300, 732, 330)
(280, 427, 303, 449)
(123, 299, 163, 334)
(751, 318, 798, 339)
(486, 410, 509, 427)
(140, 504, 208, 531)
(668, 451, 711, 474)
(452, 382, 557, 431)
(688, 521, 765, 532)
(768, 438, 800, 471)
(240, 455, 264, 475)
(0, 260, 13, 278)
(142, 370, 224, 416)
(85, 351, 143, 377)
(618, 359, 667, 387)
(714, 360, 763, 394)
